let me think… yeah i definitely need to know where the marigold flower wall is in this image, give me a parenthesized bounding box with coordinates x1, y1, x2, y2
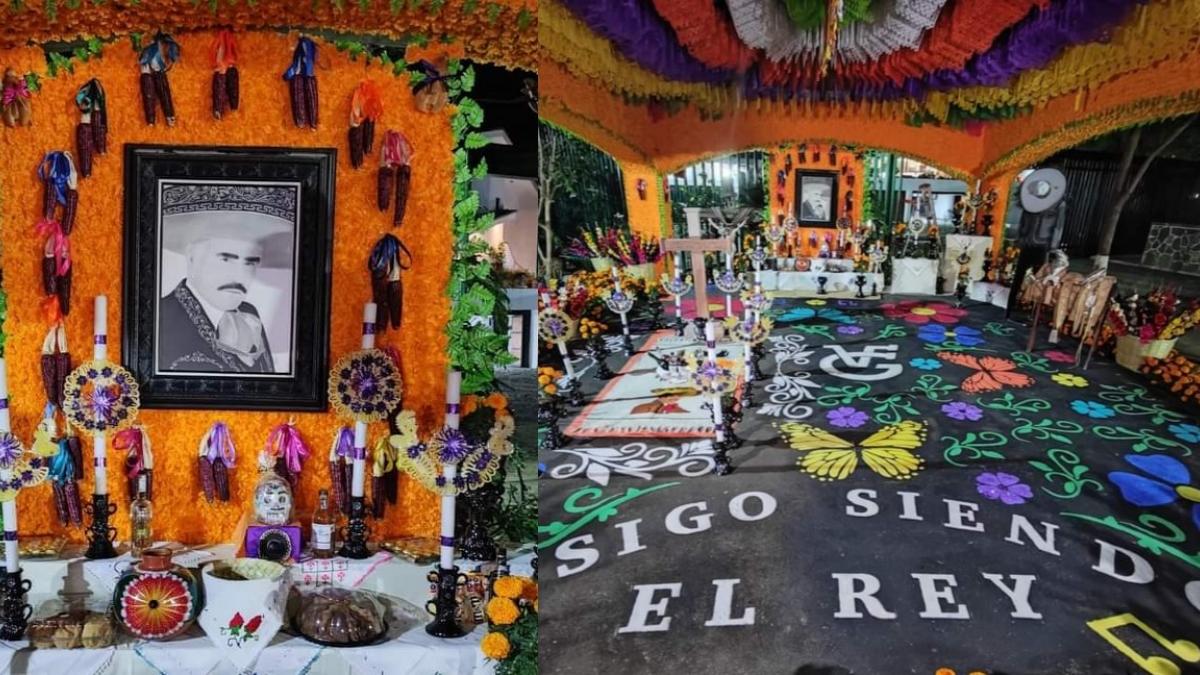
(0, 31, 456, 543)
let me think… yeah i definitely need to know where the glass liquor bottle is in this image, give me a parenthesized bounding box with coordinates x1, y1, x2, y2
(311, 489, 335, 559)
(130, 474, 152, 558)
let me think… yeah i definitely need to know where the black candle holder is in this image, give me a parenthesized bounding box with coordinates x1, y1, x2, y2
(566, 378, 585, 408)
(458, 479, 501, 562)
(816, 276, 828, 295)
(722, 395, 744, 449)
(339, 495, 371, 559)
(854, 274, 867, 299)
(739, 377, 755, 411)
(712, 420, 733, 476)
(538, 394, 565, 451)
(588, 336, 615, 380)
(751, 343, 766, 380)
(649, 299, 664, 330)
(0, 570, 32, 640)
(692, 316, 708, 340)
(426, 566, 469, 638)
(85, 493, 117, 560)
(621, 329, 635, 357)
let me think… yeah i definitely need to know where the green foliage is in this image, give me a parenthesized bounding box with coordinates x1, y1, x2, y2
(541, 121, 628, 257)
(447, 62, 515, 393)
(494, 610, 538, 675)
(486, 2, 501, 23)
(0, 288, 7, 358)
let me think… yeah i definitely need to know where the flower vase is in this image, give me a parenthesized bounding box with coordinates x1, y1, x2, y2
(198, 559, 289, 672)
(590, 256, 613, 273)
(112, 547, 202, 641)
(625, 262, 656, 283)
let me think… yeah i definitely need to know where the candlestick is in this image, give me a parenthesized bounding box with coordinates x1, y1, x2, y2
(426, 369, 468, 639)
(339, 302, 378, 560)
(0, 359, 16, 574)
(445, 370, 462, 430)
(674, 254, 682, 278)
(85, 296, 116, 559)
(724, 251, 732, 271)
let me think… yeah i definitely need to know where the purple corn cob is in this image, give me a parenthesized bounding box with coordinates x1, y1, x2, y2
(349, 125, 365, 169)
(372, 475, 386, 518)
(92, 105, 107, 154)
(305, 75, 318, 128)
(61, 189, 78, 235)
(42, 179, 56, 221)
(39, 354, 56, 404)
(288, 78, 307, 128)
(42, 254, 57, 296)
(139, 72, 157, 125)
(54, 351, 71, 406)
(387, 279, 402, 329)
(56, 267, 72, 317)
(64, 480, 82, 526)
(198, 456, 215, 503)
(226, 66, 240, 110)
(153, 70, 175, 125)
(67, 435, 83, 480)
(212, 71, 227, 119)
(377, 165, 394, 211)
(362, 119, 375, 153)
(393, 165, 410, 227)
(386, 468, 399, 504)
(213, 461, 229, 502)
(53, 482, 69, 525)
(330, 459, 346, 514)
(76, 122, 94, 177)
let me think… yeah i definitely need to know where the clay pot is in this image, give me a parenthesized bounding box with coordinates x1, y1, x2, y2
(112, 547, 202, 640)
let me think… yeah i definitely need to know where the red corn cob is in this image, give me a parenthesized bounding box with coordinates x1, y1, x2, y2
(61, 189, 78, 235)
(56, 267, 72, 317)
(226, 66, 240, 110)
(213, 461, 229, 501)
(67, 435, 83, 480)
(198, 456, 215, 502)
(52, 482, 69, 524)
(42, 253, 57, 296)
(377, 165, 394, 211)
(212, 71, 227, 119)
(305, 75, 318, 128)
(387, 279, 402, 329)
(349, 125, 364, 169)
(386, 468, 399, 504)
(54, 351, 71, 406)
(393, 165, 410, 227)
(40, 354, 56, 404)
(154, 70, 175, 125)
(362, 119, 375, 154)
(42, 179, 56, 221)
(92, 105, 107, 154)
(372, 475, 386, 518)
(288, 78, 306, 128)
(64, 480, 82, 525)
(139, 72, 157, 125)
(76, 122, 94, 177)
(330, 459, 346, 514)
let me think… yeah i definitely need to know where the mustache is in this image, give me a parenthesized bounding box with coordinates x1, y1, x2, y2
(218, 283, 248, 294)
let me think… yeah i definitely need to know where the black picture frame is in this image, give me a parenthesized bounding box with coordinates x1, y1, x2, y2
(122, 144, 336, 411)
(794, 170, 839, 227)
(508, 309, 532, 368)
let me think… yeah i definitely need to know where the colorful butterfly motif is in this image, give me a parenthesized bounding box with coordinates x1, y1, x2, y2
(779, 420, 927, 481)
(937, 352, 1034, 393)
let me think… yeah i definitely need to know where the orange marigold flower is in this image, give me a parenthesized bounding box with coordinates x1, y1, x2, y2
(486, 597, 520, 626)
(493, 576, 524, 599)
(480, 631, 511, 660)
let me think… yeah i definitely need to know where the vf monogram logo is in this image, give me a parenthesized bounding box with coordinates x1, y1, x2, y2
(819, 345, 903, 381)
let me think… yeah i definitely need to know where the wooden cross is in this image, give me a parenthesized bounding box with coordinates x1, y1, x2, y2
(664, 207, 733, 319)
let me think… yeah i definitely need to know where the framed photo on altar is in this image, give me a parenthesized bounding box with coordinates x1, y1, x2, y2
(121, 145, 336, 410)
(794, 170, 838, 227)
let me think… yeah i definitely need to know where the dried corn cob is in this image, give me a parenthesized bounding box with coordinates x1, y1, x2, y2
(305, 75, 318, 128)
(66, 433, 83, 480)
(153, 70, 175, 125)
(42, 246, 57, 295)
(349, 124, 365, 169)
(386, 467, 399, 504)
(288, 77, 307, 128)
(92, 102, 107, 154)
(212, 30, 238, 117)
(226, 66, 240, 109)
(42, 174, 57, 220)
(211, 71, 227, 119)
(372, 476, 386, 518)
(198, 455, 215, 503)
(377, 165, 394, 211)
(64, 479, 82, 526)
(61, 188, 78, 235)
(52, 482, 69, 525)
(393, 164, 410, 227)
(75, 121, 94, 177)
(56, 267, 72, 317)
(213, 460, 229, 502)
(363, 119, 375, 153)
(139, 70, 157, 125)
(330, 457, 347, 513)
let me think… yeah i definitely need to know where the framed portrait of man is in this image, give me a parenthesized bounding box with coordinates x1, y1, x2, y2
(795, 171, 838, 227)
(123, 145, 335, 410)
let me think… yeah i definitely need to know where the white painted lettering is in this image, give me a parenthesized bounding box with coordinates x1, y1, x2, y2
(912, 573, 969, 619)
(944, 499, 984, 532)
(555, 535, 599, 578)
(1092, 539, 1155, 584)
(615, 520, 647, 557)
(665, 501, 713, 535)
(832, 573, 897, 619)
(981, 573, 1042, 619)
(1186, 580, 1200, 613)
(705, 579, 756, 627)
(844, 489, 879, 517)
(618, 583, 682, 633)
(1005, 514, 1060, 556)
(897, 491, 922, 521)
(730, 492, 777, 522)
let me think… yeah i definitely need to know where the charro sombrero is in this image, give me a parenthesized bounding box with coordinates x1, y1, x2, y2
(160, 183, 297, 268)
(1019, 168, 1066, 214)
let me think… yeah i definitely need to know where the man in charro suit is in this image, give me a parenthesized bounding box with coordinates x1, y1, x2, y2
(156, 187, 295, 374)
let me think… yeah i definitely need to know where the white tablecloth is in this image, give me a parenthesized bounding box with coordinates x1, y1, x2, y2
(939, 234, 994, 293)
(890, 258, 938, 295)
(759, 270, 884, 296)
(968, 281, 1011, 308)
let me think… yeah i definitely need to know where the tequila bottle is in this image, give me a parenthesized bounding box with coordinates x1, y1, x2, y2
(130, 474, 152, 557)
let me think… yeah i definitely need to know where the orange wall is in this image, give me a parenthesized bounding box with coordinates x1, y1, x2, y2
(1, 32, 453, 543)
(767, 144, 865, 257)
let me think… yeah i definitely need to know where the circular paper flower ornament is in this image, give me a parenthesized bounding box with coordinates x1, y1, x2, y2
(603, 289, 635, 315)
(0, 432, 49, 502)
(783, 216, 799, 233)
(660, 273, 693, 297)
(538, 308, 576, 343)
(740, 287, 774, 314)
(749, 246, 769, 267)
(764, 224, 785, 244)
(685, 352, 736, 396)
(390, 414, 512, 496)
(725, 316, 773, 345)
(715, 269, 744, 294)
(62, 360, 140, 433)
(328, 348, 402, 423)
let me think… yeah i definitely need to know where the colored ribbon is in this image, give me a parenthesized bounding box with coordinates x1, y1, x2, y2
(37, 152, 76, 208)
(380, 130, 412, 168)
(113, 427, 147, 480)
(36, 219, 71, 277)
(49, 440, 76, 482)
(266, 422, 309, 476)
(283, 37, 317, 80)
(75, 79, 105, 114)
(210, 29, 238, 72)
(350, 79, 383, 125)
(369, 234, 413, 278)
(372, 436, 396, 477)
(411, 60, 450, 95)
(331, 426, 355, 461)
(139, 32, 181, 72)
(204, 421, 236, 467)
(2, 76, 28, 105)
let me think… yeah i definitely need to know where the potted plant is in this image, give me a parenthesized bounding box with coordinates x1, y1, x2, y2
(562, 226, 615, 272)
(610, 230, 662, 283)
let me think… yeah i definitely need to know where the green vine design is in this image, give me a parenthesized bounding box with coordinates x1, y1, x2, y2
(910, 374, 956, 403)
(1092, 425, 1191, 456)
(1027, 449, 1103, 499)
(1010, 351, 1059, 374)
(1061, 512, 1200, 571)
(983, 322, 1014, 336)
(978, 392, 1051, 418)
(1096, 384, 1185, 425)
(792, 324, 835, 340)
(865, 393, 920, 425)
(538, 483, 679, 549)
(446, 61, 516, 392)
(816, 384, 872, 407)
(1011, 418, 1084, 445)
(941, 431, 1008, 467)
(875, 324, 906, 339)
(923, 340, 992, 354)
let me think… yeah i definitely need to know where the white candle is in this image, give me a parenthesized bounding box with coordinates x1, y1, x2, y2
(93, 296, 108, 496)
(0, 358, 17, 573)
(557, 341, 576, 379)
(445, 370, 462, 430)
(439, 463, 458, 569)
(724, 251, 732, 271)
(351, 422, 367, 497)
(540, 292, 552, 307)
(674, 254, 682, 279)
(362, 303, 377, 349)
(704, 320, 717, 362)
(613, 270, 623, 294)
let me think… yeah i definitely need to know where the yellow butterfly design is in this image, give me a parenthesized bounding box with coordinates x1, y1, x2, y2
(779, 420, 927, 481)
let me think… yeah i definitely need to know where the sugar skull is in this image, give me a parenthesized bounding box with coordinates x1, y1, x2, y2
(253, 472, 294, 525)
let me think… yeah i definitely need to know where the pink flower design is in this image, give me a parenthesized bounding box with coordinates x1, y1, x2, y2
(1043, 350, 1075, 364)
(880, 301, 966, 326)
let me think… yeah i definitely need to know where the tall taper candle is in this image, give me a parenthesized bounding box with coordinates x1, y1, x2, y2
(674, 254, 682, 279)
(0, 359, 18, 573)
(445, 370, 462, 431)
(351, 303, 377, 497)
(440, 369, 463, 569)
(93, 296, 108, 495)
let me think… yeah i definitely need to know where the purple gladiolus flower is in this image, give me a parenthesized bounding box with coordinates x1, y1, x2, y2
(976, 472, 1033, 505)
